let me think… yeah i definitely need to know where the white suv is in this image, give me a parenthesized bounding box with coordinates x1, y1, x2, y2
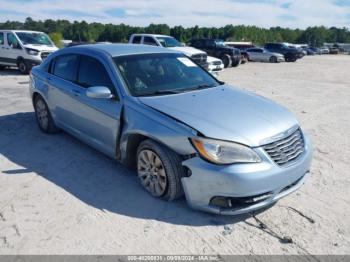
(129, 34, 211, 70)
(0, 30, 58, 74)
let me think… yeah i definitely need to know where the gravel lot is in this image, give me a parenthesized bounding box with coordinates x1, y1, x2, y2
(0, 55, 349, 255)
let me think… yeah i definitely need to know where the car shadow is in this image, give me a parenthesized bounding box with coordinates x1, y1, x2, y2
(0, 67, 22, 76)
(0, 112, 268, 226)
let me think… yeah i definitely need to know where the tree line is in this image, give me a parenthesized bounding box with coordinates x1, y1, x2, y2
(1, 17, 350, 47)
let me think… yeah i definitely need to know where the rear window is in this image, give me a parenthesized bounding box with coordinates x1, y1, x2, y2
(132, 36, 142, 44)
(53, 55, 79, 82)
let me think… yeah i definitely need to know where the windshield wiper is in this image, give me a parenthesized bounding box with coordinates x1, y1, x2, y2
(137, 89, 183, 97)
(186, 83, 219, 92)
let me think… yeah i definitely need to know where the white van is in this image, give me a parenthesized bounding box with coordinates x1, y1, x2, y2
(0, 30, 58, 74)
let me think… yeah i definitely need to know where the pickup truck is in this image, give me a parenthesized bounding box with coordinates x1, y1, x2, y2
(189, 39, 241, 68)
(264, 43, 303, 62)
(129, 34, 209, 70)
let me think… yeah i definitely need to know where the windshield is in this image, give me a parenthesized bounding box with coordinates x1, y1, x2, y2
(15, 32, 53, 46)
(113, 53, 220, 97)
(156, 37, 182, 48)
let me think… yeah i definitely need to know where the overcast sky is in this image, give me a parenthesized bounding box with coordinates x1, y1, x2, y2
(0, 0, 349, 29)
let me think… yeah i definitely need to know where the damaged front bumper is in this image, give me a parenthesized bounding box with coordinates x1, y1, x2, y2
(181, 135, 312, 215)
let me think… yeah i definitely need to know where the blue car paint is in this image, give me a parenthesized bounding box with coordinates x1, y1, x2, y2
(30, 44, 312, 215)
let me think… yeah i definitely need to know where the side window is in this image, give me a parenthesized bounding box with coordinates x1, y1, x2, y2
(132, 36, 142, 44)
(143, 37, 158, 46)
(0, 33, 4, 45)
(78, 56, 114, 90)
(53, 54, 79, 82)
(7, 33, 21, 49)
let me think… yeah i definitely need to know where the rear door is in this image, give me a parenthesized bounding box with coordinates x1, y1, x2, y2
(248, 49, 259, 61)
(48, 54, 81, 130)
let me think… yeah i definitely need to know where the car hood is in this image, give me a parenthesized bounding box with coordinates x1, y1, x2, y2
(168, 46, 206, 56)
(139, 85, 298, 147)
(207, 56, 222, 63)
(23, 43, 58, 52)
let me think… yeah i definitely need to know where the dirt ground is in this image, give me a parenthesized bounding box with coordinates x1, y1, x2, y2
(0, 55, 349, 255)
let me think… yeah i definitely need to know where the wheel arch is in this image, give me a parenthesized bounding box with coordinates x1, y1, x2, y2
(122, 132, 155, 169)
(16, 56, 25, 65)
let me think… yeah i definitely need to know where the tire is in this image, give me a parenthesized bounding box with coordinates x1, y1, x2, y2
(34, 95, 59, 134)
(270, 56, 278, 63)
(221, 54, 231, 68)
(231, 60, 240, 67)
(285, 55, 297, 62)
(18, 60, 30, 74)
(136, 139, 186, 201)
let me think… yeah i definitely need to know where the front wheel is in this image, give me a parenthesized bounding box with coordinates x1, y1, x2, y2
(231, 60, 240, 67)
(136, 139, 185, 201)
(18, 60, 30, 74)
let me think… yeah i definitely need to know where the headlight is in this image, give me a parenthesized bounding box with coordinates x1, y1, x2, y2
(190, 137, 261, 165)
(25, 48, 39, 56)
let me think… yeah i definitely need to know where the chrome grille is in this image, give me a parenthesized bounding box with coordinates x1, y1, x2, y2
(191, 53, 207, 65)
(263, 128, 305, 166)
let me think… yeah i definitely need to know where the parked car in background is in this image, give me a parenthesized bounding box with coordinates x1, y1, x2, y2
(129, 34, 208, 70)
(264, 43, 303, 62)
(302, 47, 316, 55)
(246, 47, 285, 63)
(207, 56, 224, 74)
(0, 30, 58, 74)
(29, 44, 312, 215)
(309, 47, 321, 55)
(190, 39, 241, 68)
(319, 47, 330, 54)
(225, 42, 254, 64)
(329, 45, 340, 54)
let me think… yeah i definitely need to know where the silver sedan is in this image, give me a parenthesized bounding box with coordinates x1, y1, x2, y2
(247, 47, 285, 63)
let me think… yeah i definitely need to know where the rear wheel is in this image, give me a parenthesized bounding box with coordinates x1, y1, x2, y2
(18, 60, 29, 74)
(34, 95, 59, 133)
(221, 55, 231, 68)
(270, 56, 278, 63)
(136, 139, 185, 201)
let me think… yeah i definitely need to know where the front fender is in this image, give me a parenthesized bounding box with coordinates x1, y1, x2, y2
(120, 98, 197, 161)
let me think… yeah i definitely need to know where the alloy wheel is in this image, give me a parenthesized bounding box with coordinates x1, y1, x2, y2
(35, 99, 49, 130)
(137, 149, 167, 197)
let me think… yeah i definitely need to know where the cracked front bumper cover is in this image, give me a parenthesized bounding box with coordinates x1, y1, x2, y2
(181, 135, 312, 215)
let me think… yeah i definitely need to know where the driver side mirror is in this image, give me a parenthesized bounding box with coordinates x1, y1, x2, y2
(86, 86, 113, 99)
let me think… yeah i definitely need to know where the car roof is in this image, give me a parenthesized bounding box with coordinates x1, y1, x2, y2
(69, 43, 180, 57)
(0, 30, 46, 34)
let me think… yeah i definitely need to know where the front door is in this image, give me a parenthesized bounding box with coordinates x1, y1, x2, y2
(70, 55, 122, 156)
